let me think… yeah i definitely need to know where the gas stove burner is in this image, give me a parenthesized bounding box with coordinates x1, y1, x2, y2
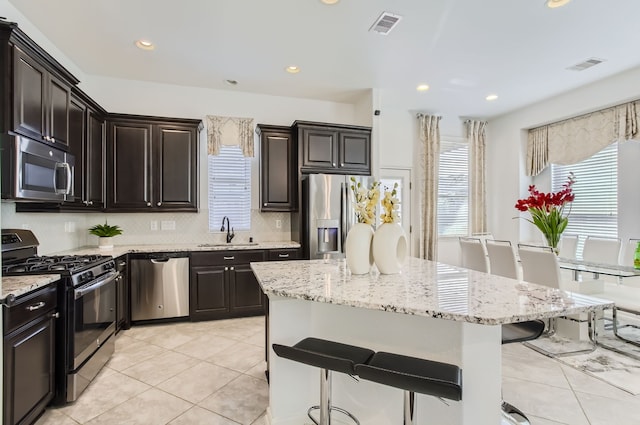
(2, 254, 112, 275)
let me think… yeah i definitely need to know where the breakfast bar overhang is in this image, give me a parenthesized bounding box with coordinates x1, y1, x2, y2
(251, 258, 613, 425)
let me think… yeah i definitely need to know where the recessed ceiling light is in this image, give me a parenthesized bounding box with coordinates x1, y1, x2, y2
(224, 79, 238, 86)
(320, 0, 339, 4)
(486, 94, 499, 101)
(135, 39, 155, 50)
(546, 0, 571, 8)
(416, 84, 430, 92)
(285, 66, 301, 74)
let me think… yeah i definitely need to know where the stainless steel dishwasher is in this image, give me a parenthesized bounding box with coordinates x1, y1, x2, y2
(130, 252, 189, 321)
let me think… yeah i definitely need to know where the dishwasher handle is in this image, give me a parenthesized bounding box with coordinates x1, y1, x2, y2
(150, 258, 170, 263)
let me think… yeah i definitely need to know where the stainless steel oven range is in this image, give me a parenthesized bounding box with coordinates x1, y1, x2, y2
(1, 229, 118, 404)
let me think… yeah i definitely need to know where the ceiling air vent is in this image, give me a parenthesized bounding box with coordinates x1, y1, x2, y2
(566, 57, 605, 71)
(369, 12, 402, 35)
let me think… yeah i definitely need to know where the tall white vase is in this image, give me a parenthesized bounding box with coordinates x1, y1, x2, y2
(345, 223, 374, 274)
(372, 223, 407, 274)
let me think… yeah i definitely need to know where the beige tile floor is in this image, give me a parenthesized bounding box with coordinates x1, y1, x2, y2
(36, 316, 640, 425)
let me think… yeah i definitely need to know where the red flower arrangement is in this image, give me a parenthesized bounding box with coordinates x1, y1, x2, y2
(515, 172, 576, 253)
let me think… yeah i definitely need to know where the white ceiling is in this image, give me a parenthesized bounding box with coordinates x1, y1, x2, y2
(7, 0, 640, 119)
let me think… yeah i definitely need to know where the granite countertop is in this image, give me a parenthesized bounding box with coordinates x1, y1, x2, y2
(250, 257, 614, 325)
(1, 241, 301, 303)
(53, 241, 301, 258)
(1, 275, 61, 302)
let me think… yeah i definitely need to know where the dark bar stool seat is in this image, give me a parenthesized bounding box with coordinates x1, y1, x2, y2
(273, 337, 374, 425)
(355, 352, 462, 424)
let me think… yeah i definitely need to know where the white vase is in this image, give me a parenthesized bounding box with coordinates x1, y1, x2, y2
(98, 237, 114, 250)
(345, 223, 374, 274)
(372, 223, 407, 274)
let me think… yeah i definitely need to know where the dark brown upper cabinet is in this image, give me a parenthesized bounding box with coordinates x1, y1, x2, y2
(66, 88, 106, 209)
(106, 114, 202, 212)
(256, 124, 297, 212)
(2, 21, 79, 148)
(293, 120, 371, 175)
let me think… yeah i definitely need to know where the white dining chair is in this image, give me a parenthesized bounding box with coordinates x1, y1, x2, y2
(558, 234, 579, 260)
(517, 244, 561, 289)
(582, 236, 622, 265)
(459, 237, 489, 273)
(517, 244, 598, 356)
(485, 239, 519, 280)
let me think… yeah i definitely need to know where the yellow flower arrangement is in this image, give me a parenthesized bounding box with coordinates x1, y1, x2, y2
(380, 183, 400, 223)
(350, 177, 380, 225)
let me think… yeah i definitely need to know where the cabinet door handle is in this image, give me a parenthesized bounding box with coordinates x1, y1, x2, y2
(278, 254, 290, 258)
(332, 162, 336, 167)
(225, 267, 228, 271)
(51, 137, 56, 143)
(51, 312, 60, 319)
(263, 203, 267, 207)
(26, 301, 46, 311)
(340, 163, 345, 167)
(157, 202, 162, 206)
(230, 266, 235, 271)
(223, 256, 235, 260)
(88, 201, 93, 206)
(146, 202, 152, 207)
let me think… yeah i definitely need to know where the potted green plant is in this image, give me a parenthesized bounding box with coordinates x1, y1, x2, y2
(89, 222, 123, 250)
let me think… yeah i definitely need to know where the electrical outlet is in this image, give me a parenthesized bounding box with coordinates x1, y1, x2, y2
(161, 220, 176, 231)
(150, 220, 158, 231)
(275, 219, 282, 229)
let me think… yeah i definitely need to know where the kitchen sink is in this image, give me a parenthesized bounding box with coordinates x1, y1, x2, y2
(197, 243, 259, 247)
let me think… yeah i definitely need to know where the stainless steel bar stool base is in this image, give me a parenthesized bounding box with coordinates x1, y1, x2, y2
(307, 405, 360, 425)
(501, 401, 530, 425)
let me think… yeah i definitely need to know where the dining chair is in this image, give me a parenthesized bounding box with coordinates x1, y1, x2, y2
(558, 234, 579, 260)
(517, 244, 597, 357)
(582, 236, 622, 265)
(459, 237, 489, 273)
(485, 239, 519, 280)
(517, 244, 561, 289)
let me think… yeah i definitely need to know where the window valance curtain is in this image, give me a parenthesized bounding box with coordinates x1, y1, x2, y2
(526, 100, 639, 176)
(417, 113, 441, 261)
(206, 115, 255, 157)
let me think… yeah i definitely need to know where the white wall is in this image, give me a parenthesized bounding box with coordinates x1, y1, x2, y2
(488, 66, 640, 244)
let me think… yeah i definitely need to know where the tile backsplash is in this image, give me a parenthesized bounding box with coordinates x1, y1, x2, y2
(1, 202, 291, 255)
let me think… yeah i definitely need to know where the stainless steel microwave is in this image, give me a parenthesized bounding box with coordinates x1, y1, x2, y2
(1, 136, 75, 202)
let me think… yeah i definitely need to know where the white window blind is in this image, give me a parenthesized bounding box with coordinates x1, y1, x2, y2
(208, 146, 252, 231)
(551, 142, 617, 256)
(438, 140, 469, 236)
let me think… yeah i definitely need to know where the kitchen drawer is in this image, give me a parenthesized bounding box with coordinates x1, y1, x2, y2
(268, 248, 301, 261)
(191, 250, 266, 266)
(3, 283, 57, 335)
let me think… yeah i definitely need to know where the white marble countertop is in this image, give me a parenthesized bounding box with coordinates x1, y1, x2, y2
(52, 241, 301, 258)
(250, 257, 614, 325)
(1, 274, 61, 302)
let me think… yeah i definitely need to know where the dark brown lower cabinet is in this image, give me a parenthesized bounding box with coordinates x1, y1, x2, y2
(190, 265, 230, 320)
(3, 284, 57, 425)
(189, 249, 267, 321)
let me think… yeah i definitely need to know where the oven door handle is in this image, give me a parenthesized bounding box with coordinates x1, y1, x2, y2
(74, 271, 119, 299)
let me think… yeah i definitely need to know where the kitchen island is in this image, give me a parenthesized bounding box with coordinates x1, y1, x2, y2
(251, 257, 613, 425)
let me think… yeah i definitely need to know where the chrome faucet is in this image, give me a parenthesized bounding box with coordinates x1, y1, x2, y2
(221, 216, 235, 243)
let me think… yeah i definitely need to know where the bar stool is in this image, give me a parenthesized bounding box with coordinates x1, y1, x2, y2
(272, 337, 374, 425)
(354, 351, 462, 424)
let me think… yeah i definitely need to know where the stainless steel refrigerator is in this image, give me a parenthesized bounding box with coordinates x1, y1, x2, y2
(301, 173, 372, 259)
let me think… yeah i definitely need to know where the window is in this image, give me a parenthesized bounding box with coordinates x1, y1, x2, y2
(551, 142, 618, 256)
(208, 145, 251, 231)
(438, 140, 469, 236)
